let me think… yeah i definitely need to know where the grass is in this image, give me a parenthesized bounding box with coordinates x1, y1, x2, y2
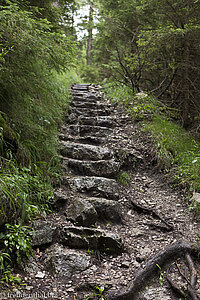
(102, 81, 200, 196)
(145, 115, 200, 191)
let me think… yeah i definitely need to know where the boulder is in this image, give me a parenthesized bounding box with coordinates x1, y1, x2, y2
(62, 158, 120, 178)
(65, 198, 97, 226)
(60, 226, 124, 254)
(45, 244, 91, 277)
(60, 141, 113, 161)
(52, 189, 68, 208)
(88, 198, 122, 223)
(32, 220, 57, 246)
(63, 176, 119, 200)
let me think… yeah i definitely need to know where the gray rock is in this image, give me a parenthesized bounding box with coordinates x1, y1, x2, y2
(21, 256, 42, 275)
(60, 141, 113, 161)
(32, 220, 57, 246)
(77, 116, 114, 128)
(71, 107, 111, 117)
(88, 197, 122, 223)
(59, 133, 107, 145)
(52, 189, 68, 207)
(45, 244, 91, 277)
(63, 176, 119, 200)
(62, 157, 120, 178)
(190, 192, 200, 211)
(67, 125, 113, 137)
(60, 226, 124, 254)
(65, 198, 97, 226)
(72, 101, 103, 109)
(35, 271, 46, 279)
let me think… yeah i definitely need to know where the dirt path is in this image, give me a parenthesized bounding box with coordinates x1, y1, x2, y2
(2, 84, 199, 300)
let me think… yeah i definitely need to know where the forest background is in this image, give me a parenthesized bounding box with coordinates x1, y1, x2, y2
(0, 0, 200, 283)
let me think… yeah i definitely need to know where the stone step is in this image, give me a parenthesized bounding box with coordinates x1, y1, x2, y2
(71, 84, 90, 91)
(77, 116, 114, 127)
(72, 101, 104, 109)
(60, 141, 113, 160)
(65, 197, 121, 225)
(72, 96, 98, 102)
(60, 226, 124, 254)
(61, 157, 120, 177)
(59, 133, 107, 145)
(71, 108, 111, 117)
(63, 176, 119, 200)
(61, 125, 113, 137)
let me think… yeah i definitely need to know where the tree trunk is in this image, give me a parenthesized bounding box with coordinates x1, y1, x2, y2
(87, 3, 93, 66)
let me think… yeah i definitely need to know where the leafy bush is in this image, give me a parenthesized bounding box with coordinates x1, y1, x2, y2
(0, 157, 54, 226)
(0, 224, 33, 265)
(0, 1, 77, 165)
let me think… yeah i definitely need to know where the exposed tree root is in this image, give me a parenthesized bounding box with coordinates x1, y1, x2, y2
(186, 253, 197, 288)
(166, 275, 186, 298)
(130, 200, 173, 231)
(176, 256, 199, 300)
(107, 241, 199, 300)
(144, 222, 172, 233)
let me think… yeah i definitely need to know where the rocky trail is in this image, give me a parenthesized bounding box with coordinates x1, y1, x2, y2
(2, 84, 200, 300)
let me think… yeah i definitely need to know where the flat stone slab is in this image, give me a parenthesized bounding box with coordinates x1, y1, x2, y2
(77, 116, 114, 127)
(59, 133, 107, 145)
(73, 96, 98, 102)
(72, 101, 103, 109)
(61, 157, 120, 177)
(60, 226, 124, 254)
(65, 125, 113, 137)
(60, 141, 113, 160)
(63, 176, 119, 199)
(71, 108, 111, 117)
(45, 244, 91, 277)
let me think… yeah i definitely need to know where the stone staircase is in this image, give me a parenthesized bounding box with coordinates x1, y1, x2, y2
(29, 84, 128, 292)
(56, 83, 124, 250)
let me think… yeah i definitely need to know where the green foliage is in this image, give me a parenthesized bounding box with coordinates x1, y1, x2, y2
(0, 251, 21, 284)
(102, 82, 133, 105)
(0, 1, 77, 165)
(0, 252, 11, 276)
(0, 157, 55, 225)
(145, 115, 200, 191)
(86, 286, 105, 300)
(0, 224, 33, 265)
(156, 264, 164, 286)
(118, 172, 131, 186)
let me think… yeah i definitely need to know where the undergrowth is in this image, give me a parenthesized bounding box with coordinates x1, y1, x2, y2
(103, 82, 200, 201)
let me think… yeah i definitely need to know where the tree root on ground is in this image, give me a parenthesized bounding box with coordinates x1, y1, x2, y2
(107, 241, 200, 300)
(130, 200, 173, 231)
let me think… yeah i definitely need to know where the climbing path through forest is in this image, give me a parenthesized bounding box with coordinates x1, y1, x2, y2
(11, 84, 200, 300)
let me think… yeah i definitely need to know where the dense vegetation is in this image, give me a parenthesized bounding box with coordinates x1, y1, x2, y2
(0, 0, 80, 281)
(78, 0, 200, 199)
(81, 0, 200, 131)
